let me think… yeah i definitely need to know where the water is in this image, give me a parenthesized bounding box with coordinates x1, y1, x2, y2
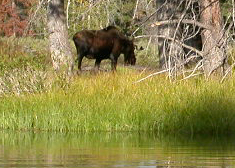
(0, 131, 235, 168)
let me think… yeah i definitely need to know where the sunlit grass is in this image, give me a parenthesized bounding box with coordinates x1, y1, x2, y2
(1, 69, 235, 135)
(1, 37, 235, 135)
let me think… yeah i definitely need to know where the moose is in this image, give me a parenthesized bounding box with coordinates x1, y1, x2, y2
(73, 26, 136, 71)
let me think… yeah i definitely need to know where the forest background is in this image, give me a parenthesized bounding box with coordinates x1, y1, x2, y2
(1, 0, 234, 76)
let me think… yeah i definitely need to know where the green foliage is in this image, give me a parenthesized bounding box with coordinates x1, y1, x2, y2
(221, 0, 232, 17)
(0, 0, 232, 38)
(135, 39, 159, 67)
(0, 37, 52, 95)
(67, 0, 136, 37)
(0, 37, 49, 72)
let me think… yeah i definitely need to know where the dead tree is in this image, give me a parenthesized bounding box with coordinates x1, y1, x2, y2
(151, 0, 232, 79)
(155, 0, 185, 73)
(47, 0, 74, 75)
(199, 0, 227, 77)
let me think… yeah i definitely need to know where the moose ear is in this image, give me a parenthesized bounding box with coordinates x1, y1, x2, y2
(134, 45, 144, 51)
(139, 46, 144, 50)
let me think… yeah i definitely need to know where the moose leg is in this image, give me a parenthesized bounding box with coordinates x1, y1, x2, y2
(124, 56, 128, 66)
(110, 54, 118, 71)
(77, 54, 84, 71)
(95, 59, 101, 71)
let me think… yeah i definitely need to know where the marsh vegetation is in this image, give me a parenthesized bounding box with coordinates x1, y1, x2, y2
(0, 0, 235, 136)
(0, 37, 235, 135)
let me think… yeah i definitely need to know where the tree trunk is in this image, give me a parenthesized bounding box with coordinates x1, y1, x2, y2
(12, 0, 16, 37)
(199, 0, 226, 76)
(156, 0, 185, 70)
(47, 0, 74, 75)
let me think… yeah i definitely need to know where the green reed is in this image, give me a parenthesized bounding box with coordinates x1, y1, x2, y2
(1, 69, 235, 135)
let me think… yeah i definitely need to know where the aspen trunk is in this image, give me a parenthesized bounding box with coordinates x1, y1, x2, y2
(47, 0, 74, 75)
(12, 0, 16, 37)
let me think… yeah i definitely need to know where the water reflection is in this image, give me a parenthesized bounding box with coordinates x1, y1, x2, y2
(0, 131, 235, 167)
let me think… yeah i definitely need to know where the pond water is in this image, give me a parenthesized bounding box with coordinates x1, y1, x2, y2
(0, 131, 235, 168)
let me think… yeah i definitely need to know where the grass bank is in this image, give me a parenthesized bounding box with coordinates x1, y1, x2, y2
(1, 37, 235, 135)
(1, 69, 235, 135)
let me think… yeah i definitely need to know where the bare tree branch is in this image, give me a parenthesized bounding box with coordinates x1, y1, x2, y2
(151, 19, 212, 30)
(135, 34, 204, 56)
(133, 69, 169, 84)
(131, 0, 168, 36)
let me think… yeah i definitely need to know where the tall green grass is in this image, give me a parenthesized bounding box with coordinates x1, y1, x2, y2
(1, 37, 235, 135)
(1, 69, 235, 135)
